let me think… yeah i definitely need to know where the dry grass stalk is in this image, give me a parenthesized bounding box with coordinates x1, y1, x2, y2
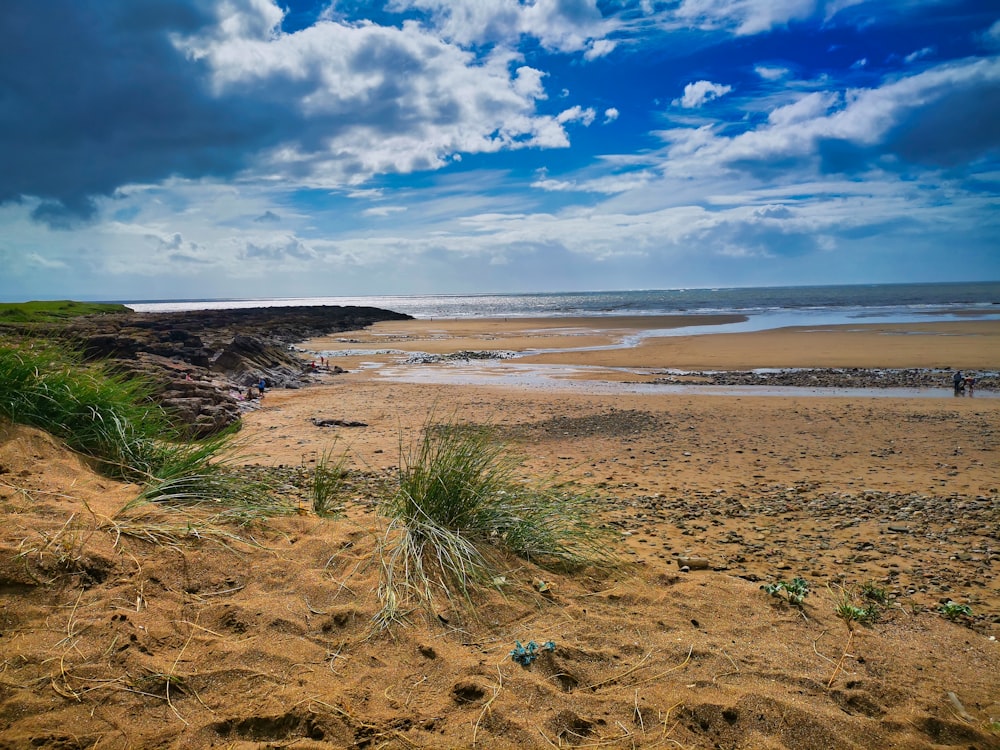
(472, 665, 505, 747)
(827, 628, 855, 688)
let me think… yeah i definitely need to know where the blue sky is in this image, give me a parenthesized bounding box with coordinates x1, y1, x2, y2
(1, 0, 998, 302)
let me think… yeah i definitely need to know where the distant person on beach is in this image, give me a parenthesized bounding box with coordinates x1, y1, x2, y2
(258, 377, 267, 393)
(964, 374, 976, 395)
(953, 371, 964, 395)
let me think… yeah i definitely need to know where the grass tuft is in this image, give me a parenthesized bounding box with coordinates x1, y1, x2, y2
(831, 582, 887, 627)
(312, 444, 349, 517)
(0, 342, 289, 523)
(374, 420, 616, 628)
(0, 343, 174, 480)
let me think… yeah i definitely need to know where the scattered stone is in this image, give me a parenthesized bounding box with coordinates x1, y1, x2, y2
(650, 367, 998, 391)
(310, 418, 368, 428)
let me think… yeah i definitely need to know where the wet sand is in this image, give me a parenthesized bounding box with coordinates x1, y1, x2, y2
(304, 316, 1000, 372)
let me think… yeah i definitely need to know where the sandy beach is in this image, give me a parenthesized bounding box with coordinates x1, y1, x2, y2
(2, 315, 998, 749)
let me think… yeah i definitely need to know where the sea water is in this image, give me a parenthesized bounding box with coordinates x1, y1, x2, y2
(124, 281, 999, 397)
(124, 281, 1000, 332)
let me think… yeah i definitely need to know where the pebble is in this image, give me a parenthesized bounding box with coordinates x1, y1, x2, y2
(676, 557, 710, 570)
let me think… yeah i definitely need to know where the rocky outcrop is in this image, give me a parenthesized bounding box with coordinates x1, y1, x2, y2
(9, 305, 411, 437)
(651, 367, 997, 391)
(110, 353, 242, 437)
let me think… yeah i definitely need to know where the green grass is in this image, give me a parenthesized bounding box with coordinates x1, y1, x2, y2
(0, 343, 172, 480)
(0, 300, 129, 324)
(312, 444, 349, 517)
(830, 582, 888, 626)
(0, 343, 289, 520)
(374, 421, 617, 628)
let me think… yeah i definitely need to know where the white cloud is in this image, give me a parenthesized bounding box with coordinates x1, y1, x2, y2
(585, 38, 617, 60)
(1, 0, 996, 299)
(173, 17, 581, 187)
(755, 64, 790, 80)
(363, 205, 408, 217)
(557, 105, 597, 126)
(24, 252, 70, 270)
(512, 66, 548, 99)
(659, 57, 1000, 175)
(673, 80, 733, 108)
(984, 20, 1000, 49)
(532, 170, 655, 194)
(904, 47, 934, 64)
(675, 0, 817, 36)
(388, 0, 618, 53)
(767, 92, 839, 126)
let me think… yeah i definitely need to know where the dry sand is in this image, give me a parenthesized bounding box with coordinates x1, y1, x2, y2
(1, 317, 998, 749)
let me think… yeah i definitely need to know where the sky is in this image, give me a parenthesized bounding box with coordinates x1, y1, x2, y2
(1, 0, 998, 302)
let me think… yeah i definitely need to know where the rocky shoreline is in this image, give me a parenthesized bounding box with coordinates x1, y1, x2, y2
(651, 367, 997, 391)
(390, 349, 997, 393)
(3, 305, 411, 436)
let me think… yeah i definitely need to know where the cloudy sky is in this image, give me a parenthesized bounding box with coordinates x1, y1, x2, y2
(1, 0, 998, 302)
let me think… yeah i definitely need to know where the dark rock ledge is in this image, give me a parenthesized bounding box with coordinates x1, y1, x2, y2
(650, 367, 997, 391)
(11, 306, 412, 437)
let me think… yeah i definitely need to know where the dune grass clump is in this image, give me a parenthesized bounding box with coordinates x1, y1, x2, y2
(0, 344, 171, 480)
(0, 343, 288, 519)
(375, 421, 616, 628)
(312, 444, 349, 517)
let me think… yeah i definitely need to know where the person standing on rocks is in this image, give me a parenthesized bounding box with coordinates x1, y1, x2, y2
(953, 370, 964, 395)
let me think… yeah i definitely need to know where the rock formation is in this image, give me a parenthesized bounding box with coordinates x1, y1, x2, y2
(7, 305, 411, 437)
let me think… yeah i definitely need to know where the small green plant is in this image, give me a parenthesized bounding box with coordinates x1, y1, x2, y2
(312, 445, 348, 517)
(834, 597, 878, 625)
(510, 640, 555, 667)
(938, 600, 972, 621)
(762, 576, 809, 606)
(832, 583, 886, 626)
(859, 581, 889, 606)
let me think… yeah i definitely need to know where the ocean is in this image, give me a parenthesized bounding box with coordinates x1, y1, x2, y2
(125, 282, 1000, 334)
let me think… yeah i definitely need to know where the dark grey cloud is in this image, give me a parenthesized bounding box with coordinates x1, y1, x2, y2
(817, 79, 1000, 175)
(169, 252, 212, 264)
(882, 83, 1000, 167)
(0, 1, 564, 228)
(0, 1, 298, 225)
(242, 237, 315, 260)
(715, 60, 1000, 179)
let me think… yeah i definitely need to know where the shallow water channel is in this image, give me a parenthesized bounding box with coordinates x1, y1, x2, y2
(322, 353, 999, 399)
